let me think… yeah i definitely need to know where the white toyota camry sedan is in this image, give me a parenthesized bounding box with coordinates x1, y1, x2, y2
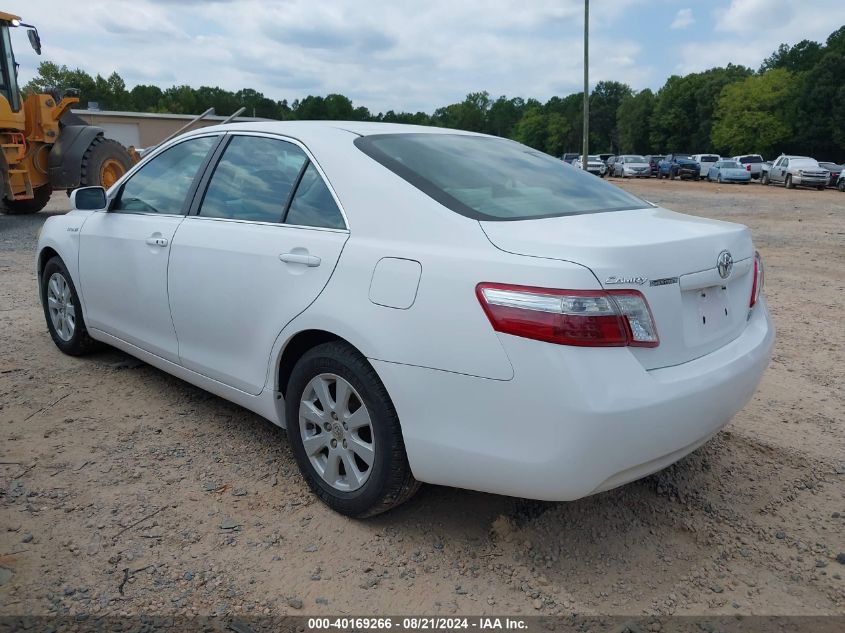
(36, 121, 774, 517)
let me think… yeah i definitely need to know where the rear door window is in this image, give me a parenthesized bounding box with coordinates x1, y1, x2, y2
(199, 135, 307, 223)
(284, 163, 346, 230)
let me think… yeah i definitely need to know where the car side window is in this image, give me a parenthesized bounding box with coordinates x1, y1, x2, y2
(783, 158, 789, 167)
(112, 136, 218, 214)
(199, 135, 307, 223)
(285, 163, 346, 230)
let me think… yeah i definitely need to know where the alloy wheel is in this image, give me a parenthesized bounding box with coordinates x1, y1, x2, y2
(298, 373, 375, 492)
(47, 272, 76, 341)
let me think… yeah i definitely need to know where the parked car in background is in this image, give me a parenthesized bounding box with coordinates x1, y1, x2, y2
(763, 155, 829, 190)
(707, 160, 751, 184)
(575, 155, 607, 176)
(612, 155, 651, 178)
(561, 152, 580, 164)
(598, 153, 613, 163)
(645, 155, 664, 176)
(731, 155, 765, 180)
(659, 154, 701, 180)
(692, 154, 721, 178)
(34, 120, 775, 516)
(818, 162, 844, 188)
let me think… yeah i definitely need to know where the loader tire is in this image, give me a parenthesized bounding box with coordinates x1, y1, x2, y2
(79, 136, 134, 190)
(2, 184, 52, 215)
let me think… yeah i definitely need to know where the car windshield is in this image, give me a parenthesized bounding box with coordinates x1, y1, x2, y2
(739, 156, 763, 164)
(624, 156, 647, 163)
(791, 159, 820, 168)
(355, 134, 648, 221)
(720, 161, 742, 169)
(674, 154, 691, 160)
(701, 156, 718, 162)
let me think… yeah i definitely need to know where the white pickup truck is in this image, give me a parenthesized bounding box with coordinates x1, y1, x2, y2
(762, 155, 830, 190)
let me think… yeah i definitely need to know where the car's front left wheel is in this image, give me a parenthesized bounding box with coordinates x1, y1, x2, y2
(41, 257, 99, 356)
(285, 341, 419, 517)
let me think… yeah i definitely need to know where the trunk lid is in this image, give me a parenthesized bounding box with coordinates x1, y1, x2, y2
(480, 207, 755, 369)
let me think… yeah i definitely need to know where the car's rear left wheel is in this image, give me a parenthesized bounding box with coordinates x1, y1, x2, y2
(285, 341, 419, 517)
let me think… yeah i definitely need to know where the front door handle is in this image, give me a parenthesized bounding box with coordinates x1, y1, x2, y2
(279, 252, 321, 267)
(145, 236, 168, 247)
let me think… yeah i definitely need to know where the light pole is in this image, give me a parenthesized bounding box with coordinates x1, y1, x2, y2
(582, 0, 589, 170)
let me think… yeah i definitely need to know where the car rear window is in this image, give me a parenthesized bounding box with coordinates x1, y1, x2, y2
(739, 156, 763, 164)
(354, 134, 648, 221)
(700, 155, 718, 162)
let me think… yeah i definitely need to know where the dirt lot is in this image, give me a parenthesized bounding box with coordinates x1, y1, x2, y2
(1, 179, 843, 619)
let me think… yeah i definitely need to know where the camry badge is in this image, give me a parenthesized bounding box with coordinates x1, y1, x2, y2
(605, 275, 648, 285)
(717, 250, 733, 279)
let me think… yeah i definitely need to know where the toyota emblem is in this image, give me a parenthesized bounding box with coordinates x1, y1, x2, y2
(717, 250, 733, 279)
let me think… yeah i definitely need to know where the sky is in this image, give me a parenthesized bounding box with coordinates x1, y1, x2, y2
(6, 0, 845, 114)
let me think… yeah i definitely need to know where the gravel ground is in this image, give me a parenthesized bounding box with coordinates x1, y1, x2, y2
(1, 180, 843, 618)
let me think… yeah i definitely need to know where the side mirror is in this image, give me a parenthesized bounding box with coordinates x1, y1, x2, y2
(27, 28, 42, 55)
(70, 186, 107, 211)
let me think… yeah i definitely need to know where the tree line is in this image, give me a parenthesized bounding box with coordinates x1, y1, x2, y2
(23, 25, 845, 161)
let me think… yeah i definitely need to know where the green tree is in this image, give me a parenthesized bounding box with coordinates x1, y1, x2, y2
(760, 39, 824, 73)
(588, 80, 632, 152)
(129, 84, 164, 112)
(487, 95, 525, 137)
(544, 112, 571, 157)
(711, 68, 799, 157)
(617, 89, 654, 153)
(22, 61, 96, 104)
(513, 106, 547, 151)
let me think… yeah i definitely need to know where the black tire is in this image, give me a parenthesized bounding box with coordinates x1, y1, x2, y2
(40, 257, 99, 356)
(2, 184, 52, 215)
(838, 180, 845, 192)
(761, 173, 769, 185)
(785, 174, 794, 189)
(817, 186, 825, 191)
(717, 175, 722, 184)
(79, 136, 134, 188)
(285, 341, 419, 518)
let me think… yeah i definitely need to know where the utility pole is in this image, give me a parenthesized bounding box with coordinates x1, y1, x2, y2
(582, 0, 589, 170)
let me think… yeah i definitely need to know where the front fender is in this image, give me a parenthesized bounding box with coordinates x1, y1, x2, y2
(36, 210, 96, 313)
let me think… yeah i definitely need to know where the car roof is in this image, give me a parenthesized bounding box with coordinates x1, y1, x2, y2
(183, 120, 484, 145)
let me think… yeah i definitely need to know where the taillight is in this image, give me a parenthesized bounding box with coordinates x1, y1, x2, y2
(746, 164, 752, 171)
(476, 283, 659, 348)
(750, 251, 764, 307)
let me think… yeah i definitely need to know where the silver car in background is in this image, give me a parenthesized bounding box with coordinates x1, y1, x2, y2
(612, 155, 651, 178)
(763, 155, 830, 190)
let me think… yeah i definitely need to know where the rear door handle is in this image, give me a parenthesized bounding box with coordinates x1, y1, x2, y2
(145, 236, 168, 247)
(279, 252, 321, 267)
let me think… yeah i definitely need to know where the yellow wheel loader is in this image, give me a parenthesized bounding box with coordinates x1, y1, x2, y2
(0, 11, 135, 214)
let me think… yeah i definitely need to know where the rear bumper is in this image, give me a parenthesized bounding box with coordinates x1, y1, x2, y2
(374, 300, 773, 501)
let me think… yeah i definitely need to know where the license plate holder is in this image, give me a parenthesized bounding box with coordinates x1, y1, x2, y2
(696, 285, 731, 331)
